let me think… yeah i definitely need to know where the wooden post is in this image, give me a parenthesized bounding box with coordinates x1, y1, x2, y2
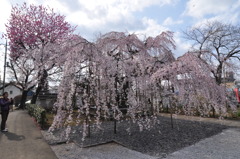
(114, 119, 117, 134)
(86, 118, 90, 138)
(169, 96, 173, 129)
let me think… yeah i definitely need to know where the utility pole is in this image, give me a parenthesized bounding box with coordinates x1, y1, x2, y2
(2, 40, 7, 94)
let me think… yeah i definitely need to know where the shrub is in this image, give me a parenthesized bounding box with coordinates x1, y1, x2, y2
(236, 109, 240, 117)
(26, 104, 46, 128)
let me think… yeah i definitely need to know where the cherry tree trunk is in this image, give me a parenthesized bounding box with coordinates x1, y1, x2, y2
(19, 90, 28, 109)
(31, 85, 42, 104)
(31, 70, 48, 104)
(215, 63, 223, 85)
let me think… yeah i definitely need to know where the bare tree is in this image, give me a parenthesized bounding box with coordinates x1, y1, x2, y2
(183, 21, 240, 85)
(8, 57, 35, 108)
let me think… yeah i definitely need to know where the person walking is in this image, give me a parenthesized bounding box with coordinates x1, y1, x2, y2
(0, 92, 13, 132)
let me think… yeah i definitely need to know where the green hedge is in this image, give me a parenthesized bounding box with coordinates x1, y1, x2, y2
(26, 104, 46, 128)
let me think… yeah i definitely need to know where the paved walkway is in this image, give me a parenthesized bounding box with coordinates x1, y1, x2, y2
(0, 110, 57, 159)
(52, 142, 157, 159)
(166, 128, 240, 159)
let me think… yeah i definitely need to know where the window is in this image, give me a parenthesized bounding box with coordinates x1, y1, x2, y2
(10, 91, 13, 94)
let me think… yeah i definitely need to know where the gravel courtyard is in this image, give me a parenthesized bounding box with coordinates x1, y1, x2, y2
(42, 115, 232, 158)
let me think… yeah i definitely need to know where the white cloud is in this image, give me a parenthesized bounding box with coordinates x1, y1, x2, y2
(174, 31, 192, 57)
(24, 0, 71, 15)
(183, 0, 240, 37)
(132, 17, 168, 38)
(193, 11, 239, 29)
(0, 0, 179, 40)
(233, 0, 240, 10)
(66, 0, 176, 30)
(0, 0, 11, 35)
(43, 0, 70, 14)
(62, 0, 178, 40)
(77, 0, 176, 13)
(183, 0, 235, 18)
(26, 0, 38, 4)
(163, 17, 183, 26)
(66, 3, 133, 29)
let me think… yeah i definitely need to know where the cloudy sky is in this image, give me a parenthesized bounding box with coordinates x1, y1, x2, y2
(0, 0, 240, 79)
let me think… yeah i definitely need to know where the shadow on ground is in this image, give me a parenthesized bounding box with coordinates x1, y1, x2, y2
(2, 132, 25, 141)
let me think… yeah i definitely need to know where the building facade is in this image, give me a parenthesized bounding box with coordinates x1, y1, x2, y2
(0, 83, 22, 98)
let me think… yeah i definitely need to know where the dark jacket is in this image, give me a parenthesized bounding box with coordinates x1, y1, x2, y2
(0, 98, 13, 111)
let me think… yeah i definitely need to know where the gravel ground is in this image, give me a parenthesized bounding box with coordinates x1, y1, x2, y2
(42, 116, 229, 158)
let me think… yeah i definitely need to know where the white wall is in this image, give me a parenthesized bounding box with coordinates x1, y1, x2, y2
(2, 85, 22, 98)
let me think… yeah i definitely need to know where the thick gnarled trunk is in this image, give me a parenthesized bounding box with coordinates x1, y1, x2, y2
(215, 63, 223, 85)
(31, 85, 42, 104)
(31, 70, 48, 104)
(19, 90, 28, 109)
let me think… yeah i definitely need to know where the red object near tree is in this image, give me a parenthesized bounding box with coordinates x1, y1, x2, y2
(233, 88, 240, 103)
